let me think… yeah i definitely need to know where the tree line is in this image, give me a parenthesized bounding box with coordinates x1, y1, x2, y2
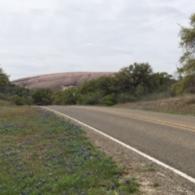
(0, 63, 174, 106)
(52, 63, 174, 106)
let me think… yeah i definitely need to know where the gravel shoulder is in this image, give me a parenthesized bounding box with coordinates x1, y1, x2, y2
(84, 124, 195, 195)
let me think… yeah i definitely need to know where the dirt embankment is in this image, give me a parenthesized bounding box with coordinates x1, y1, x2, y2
(117, 95, 195, 116)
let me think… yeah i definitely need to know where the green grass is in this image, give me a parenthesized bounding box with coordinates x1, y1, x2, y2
(0, 106, 139, 195)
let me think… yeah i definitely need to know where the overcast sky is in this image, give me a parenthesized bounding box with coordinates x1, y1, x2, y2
(0, 0, 194, 80)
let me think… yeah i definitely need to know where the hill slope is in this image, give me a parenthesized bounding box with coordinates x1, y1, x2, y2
(116, 95, 195, 116)
(13, 72, 113, 90)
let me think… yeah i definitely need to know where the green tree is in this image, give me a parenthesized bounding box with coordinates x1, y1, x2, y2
(176, 13, 195, 93)
(0, 67, 33, 105)
(0, 67, 9, 87)
(50, 63, 173, 106)
(115, 63, 153, 94)
(151, 72, 174, 92)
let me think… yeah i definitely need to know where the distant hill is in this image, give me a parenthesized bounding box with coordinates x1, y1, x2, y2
(13, 72, 114, 90)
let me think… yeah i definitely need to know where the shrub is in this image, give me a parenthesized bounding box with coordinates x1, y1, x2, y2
(117, 93, 136, 103)
(13, 95, 32, 105)
(53, 88, 79, 105)
(32, 89, 53, 105)
(11, 95, 26, 105)
(77, 92, 101, 105)
(135, 85, 146, 96)
(100, 94, 117, 106)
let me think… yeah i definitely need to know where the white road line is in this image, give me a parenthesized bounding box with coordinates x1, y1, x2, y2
(43, 107, 195, 185)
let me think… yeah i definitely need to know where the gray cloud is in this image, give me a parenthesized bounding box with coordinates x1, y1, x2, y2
(0, 0, 194, 79)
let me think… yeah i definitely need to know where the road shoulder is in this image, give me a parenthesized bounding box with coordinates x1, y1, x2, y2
(85, 125, 195, 194)
(45, 106, 195, 194)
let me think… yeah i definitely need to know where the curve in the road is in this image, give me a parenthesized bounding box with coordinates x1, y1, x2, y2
(46, 107, 195, 184)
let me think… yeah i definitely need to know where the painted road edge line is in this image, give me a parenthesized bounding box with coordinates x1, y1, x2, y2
(43, 107, 195, 185)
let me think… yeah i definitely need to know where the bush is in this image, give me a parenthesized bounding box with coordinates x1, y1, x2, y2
(135, 85, 146, 96)
(100, 94, 117, 106)
(53, 88, 79, 105)
(32, 89, 53, 105)
(12, 95, 33, 105)
(117, 93, 136, 103)
(11, 95, 27, 105)
(77, 92, 101, 105)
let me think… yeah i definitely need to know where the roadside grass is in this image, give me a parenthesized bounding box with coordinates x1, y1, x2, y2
(0, 106, 139, 195)
(0, 99, 12, 106)
(117, 95, 195, 116)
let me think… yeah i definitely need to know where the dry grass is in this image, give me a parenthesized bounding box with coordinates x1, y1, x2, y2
(117, 95, 195, 116)
(0, 99, 12, 106)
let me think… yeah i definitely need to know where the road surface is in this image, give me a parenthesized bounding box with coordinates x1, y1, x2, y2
(47, 106, 195, 179)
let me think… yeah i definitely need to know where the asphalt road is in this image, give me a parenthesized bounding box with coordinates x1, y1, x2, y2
(48, 106, 195, 179)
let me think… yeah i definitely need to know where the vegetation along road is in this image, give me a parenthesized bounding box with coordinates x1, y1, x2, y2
(0, 106, 140, 194)
(47, 106, 195, 183)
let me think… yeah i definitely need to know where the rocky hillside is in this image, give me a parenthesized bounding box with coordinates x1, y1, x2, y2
(13, 72, 113, 90)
